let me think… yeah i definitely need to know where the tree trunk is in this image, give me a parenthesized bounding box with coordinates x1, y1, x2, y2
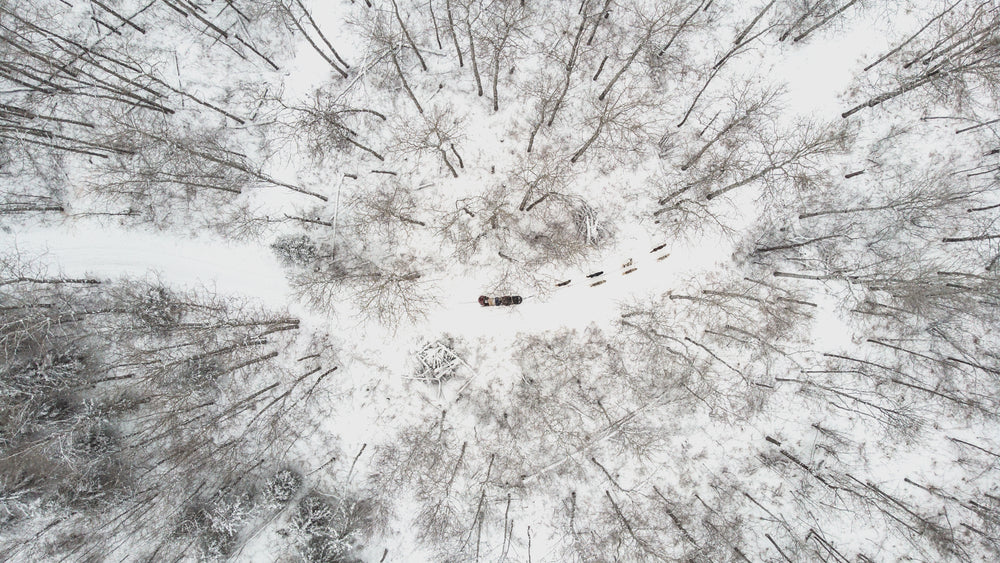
(793, 0, 861, 43)
(677, 65, 721, 127)
(779, 0, 825, 42)
(391, 50, 423, 114)
(294, 0, 349, 68)
(390, 0, 427, 71)
(491, 50, 500, 111)
(570, 121, 604, 163)
(733, 0, 776, 45)
(598, 42, 642, 101)
(445, 0, 464, 67)
(428, 0, 443, 49)
(467, 20, 484, 96)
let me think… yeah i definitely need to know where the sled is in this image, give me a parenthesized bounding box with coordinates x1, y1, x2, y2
(478, 295, 523, 306)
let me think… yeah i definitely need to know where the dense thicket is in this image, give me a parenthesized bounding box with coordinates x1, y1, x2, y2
(0, 263, 374, 561)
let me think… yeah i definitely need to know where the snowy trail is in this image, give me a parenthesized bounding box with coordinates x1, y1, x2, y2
(9, 225, 291, 306)
(10, 223, 734, 336)
(11, 220, 850, 371)
(9, 223, 743, 421)
(421, 233, 738, 341)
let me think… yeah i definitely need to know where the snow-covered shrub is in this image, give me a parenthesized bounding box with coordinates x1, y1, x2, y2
(76, 423, 116, 457)
(260, 469, 303, 507)
(4, 353, 82, 442)
(0, 347, 130, 512)
(522, 194, 613, 257)
(271, 234, 324, 269)
(1, 271, 306, 558)
(288, 492, 373, 563)
(179, 356, 222, 390)
(571, 199, 612, 246)
(132, 284, 184, 329)
(177, 493, 257, 562)
(412, 339, 463, 384)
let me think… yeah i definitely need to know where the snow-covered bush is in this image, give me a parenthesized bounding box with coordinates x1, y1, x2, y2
(271, 234, 326, 269)
(260, 469, 304, 507)
(176, 493, 257, 562)
(130, 284, 184, 330)
(288, 492, 374, 563)
(412, 339, 464, 384)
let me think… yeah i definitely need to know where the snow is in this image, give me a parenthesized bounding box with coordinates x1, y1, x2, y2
(4, 0, 1000, 561)
(9, 224, 290, 306)
(771, 7, 904, 119)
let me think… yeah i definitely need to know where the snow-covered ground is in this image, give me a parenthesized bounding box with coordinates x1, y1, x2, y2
(4, 0, 999, 561)
(11, 224, 290, 306)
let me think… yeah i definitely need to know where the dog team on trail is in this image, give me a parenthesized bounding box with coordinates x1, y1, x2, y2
(478, 243, 668, 306)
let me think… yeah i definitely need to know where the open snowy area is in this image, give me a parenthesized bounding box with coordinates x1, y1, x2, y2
(2, 0, 999, 561)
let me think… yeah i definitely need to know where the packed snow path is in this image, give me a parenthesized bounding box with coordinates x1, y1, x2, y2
(11, 225, 291, 307)
(14, 223, 729, 334)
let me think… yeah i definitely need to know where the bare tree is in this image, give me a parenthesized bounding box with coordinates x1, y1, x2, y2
(391, 107, 466, 177)
(275, 232, 437, 327)
(678, 81, 783, 171)
(347, 180, 428, 246)
(279, 87, 388, 165)
(703, 120, 852, 200)
(596, 0, 701, 102)
(570, 88, 655, 164)
(456, 0, 486, 97)
(481, 0, 530, 111)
